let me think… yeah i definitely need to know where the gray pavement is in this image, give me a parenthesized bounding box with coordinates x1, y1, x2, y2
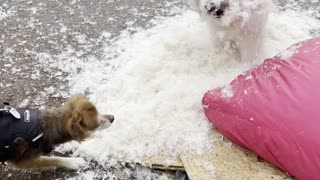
(0, 0, 185, 179)
(0, 0, 184, 108)
(0, 0, 319, 179)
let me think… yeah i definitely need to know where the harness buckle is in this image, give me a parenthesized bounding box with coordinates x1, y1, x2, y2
(0, 106, 21, 119)
(9, 107, 21, 119)
(24, 110, 30, 122)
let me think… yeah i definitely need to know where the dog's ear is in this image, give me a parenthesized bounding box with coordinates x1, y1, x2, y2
(12, 137, 29, 158)
(69, 122, 87, 142)
(68, 110, 88, 142)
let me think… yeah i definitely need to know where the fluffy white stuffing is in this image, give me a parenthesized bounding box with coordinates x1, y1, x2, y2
(188, 0, 275, 63)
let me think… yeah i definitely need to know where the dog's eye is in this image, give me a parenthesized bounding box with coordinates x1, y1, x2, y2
(205, 3, 216, 14)
(215, 9, 224, 18)
(87, 107, 95, 112)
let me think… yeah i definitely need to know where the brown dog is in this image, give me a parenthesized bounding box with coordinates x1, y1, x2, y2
(0, 95, 114, 170)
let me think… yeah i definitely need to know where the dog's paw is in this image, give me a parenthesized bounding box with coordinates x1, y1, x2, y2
(61, 157, 87, 170)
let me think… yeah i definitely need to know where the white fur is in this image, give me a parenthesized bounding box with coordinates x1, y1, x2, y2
(10, 156, 87, 170)
(58, 157, 87, 170)
(188, 0, 274, 63)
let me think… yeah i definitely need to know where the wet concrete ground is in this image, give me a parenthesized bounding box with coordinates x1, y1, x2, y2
(0, 0, 319, 179)
(0, 0, 184, 108)
(0, 0, 185, 179)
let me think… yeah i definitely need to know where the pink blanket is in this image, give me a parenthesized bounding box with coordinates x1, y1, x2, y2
(203, 37, 320, 179)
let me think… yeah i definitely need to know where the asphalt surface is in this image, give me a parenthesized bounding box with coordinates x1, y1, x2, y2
(0, 0, 319, 179)
(0, 0, 185, 179)
(0, 0, 183, 108)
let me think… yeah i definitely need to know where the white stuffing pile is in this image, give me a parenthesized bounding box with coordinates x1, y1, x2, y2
(46, 1, 320, 169)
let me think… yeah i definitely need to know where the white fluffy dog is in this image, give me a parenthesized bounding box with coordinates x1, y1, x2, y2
(188, 0, 274, 63)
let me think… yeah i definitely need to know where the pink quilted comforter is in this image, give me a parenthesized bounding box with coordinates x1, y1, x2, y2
(203, 37, 320, 179)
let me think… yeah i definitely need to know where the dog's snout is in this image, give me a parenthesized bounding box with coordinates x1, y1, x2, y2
(103, 114, 114, 123)
(99, 114, 115, 124)
(108, 115, 115, 123)
(97, 114, 114, 130)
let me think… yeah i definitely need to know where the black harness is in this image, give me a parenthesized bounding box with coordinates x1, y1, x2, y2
(0, 103, 43, 162)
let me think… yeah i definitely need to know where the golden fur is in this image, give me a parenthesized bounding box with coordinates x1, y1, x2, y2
(7, 95, 114, 170)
